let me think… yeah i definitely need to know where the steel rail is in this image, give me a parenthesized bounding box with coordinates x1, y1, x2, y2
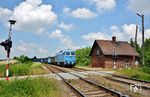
(112, 74, 150, 83)
(73, 68, 150, 90)
(51, 65, 129, 97)
(105, 77, 150, 90)
(44, 65, 87, 97)
(74, 67, 150, 84)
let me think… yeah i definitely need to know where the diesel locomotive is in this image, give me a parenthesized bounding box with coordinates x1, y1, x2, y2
(33, 49, 76, 68)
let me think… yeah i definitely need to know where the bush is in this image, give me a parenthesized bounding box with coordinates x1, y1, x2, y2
(76, 47, 91, 66)
(15, 55, 32, 63)
(141, 66, 150, 74)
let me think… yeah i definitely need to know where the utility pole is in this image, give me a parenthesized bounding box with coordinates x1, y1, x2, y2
(134, 25, 138, 49)
(133, 25, 138, 66)
(113, 46, 117, 70)
(137, 13, 144, 66)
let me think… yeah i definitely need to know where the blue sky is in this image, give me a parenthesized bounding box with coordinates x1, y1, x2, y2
(0, 0, 150, 59)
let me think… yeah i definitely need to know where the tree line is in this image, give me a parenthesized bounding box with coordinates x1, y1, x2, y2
(130, 38, 150, 67)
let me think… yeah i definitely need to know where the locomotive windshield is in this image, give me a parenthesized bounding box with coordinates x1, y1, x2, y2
(65, 51, 70, 55)
(71, 52, 75, 56)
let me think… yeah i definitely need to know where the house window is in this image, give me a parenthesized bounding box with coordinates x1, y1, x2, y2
(125, 61, 129, 68)
(96, 49, 100, 56)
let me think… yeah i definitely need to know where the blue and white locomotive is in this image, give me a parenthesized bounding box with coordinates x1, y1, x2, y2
(55, 49, 76, 67)
(33, 49, 76, 67)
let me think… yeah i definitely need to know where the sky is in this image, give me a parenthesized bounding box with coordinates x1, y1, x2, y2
(0, 0, 150, 59)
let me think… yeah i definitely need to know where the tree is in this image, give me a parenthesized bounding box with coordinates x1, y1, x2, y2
(76, 47, 91, 66)
(129, 38, 141, 64)
(129, 38, 141, 54)
(144, 38, 150, 66)
(14, 55, 31, 63)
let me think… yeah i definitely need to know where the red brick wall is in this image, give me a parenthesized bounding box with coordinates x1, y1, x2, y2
(91, 56, 105, 67)
(91, 43, 105, 68)
(104, 55, 137, 68)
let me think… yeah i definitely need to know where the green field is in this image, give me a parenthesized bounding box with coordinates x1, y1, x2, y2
(0, 77, 61, 97)
(0, 62, 46, 77)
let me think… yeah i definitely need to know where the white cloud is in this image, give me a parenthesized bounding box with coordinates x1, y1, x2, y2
(128, 0, 150, 15)
(26, 0, 42, 5)
(63, 7, 71, 13)
(111, 24, 150, 45)
(145, 29, 150, 39)
(49, 29, 64, 38)
(0, 8, 12, 23)
(87, 0, 116, 14)
(111, 24, 136, 42)
(58, 22, 74, 31)
(110, 25, 119, 33)
(17, 42, 38, 53)
(49, 29, 80, 50)
(14, 41, 49, 57)
(82, 24, 150, 45)
(64, 7, 98, 19)
(0, 0, 57, 34)
(38, 47, 49, 54)
(82, 32, 111, 45)
(0, 47, 6, 58)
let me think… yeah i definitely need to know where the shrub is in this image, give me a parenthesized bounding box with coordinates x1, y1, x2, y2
(15, 55, 32, 63)
(76, 47, 91, 66)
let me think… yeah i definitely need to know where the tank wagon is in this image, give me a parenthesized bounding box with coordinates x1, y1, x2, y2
(33, 49, 76, 68)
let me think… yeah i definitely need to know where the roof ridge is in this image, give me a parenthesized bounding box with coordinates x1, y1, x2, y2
(96, 39, 128, 43)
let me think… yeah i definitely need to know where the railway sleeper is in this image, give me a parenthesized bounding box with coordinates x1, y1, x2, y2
(84, 90, 105, 95)
(82, 89, 101, 92)
(70, 92, 78, 97)
(87, 93, 112, 97)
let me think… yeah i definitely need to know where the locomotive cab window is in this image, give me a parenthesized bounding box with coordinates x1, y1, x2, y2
(71, 52, 75, 56)
(65, 52, 70, 55)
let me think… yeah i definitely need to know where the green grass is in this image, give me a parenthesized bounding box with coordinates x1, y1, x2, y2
(0, 62, 46, 77)
(116, 67, 150, 81)
(0, 77, 61, 97)
(0, 64, 5, 77)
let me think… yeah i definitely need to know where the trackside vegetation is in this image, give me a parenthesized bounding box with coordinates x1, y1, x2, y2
(116, 67, 150, 81)
(0, 55, 46, 77)
(76, 47, 91, 66)
(0, 77, 61, 97)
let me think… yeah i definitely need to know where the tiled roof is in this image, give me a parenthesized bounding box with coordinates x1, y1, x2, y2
(95, 40, 139, 56)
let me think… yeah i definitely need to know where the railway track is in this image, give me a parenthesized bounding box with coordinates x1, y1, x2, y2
(71, 67, 150, 90)
(48, 65, 129, 97)
(44, 64, 83, 97)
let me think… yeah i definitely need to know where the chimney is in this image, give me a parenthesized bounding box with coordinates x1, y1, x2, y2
(112, 36, 116, 44)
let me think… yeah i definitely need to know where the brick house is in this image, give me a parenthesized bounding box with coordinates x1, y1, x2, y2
(89, 36, 139, 69)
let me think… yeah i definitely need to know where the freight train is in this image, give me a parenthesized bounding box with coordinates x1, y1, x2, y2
(33, 49, 76, 68)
